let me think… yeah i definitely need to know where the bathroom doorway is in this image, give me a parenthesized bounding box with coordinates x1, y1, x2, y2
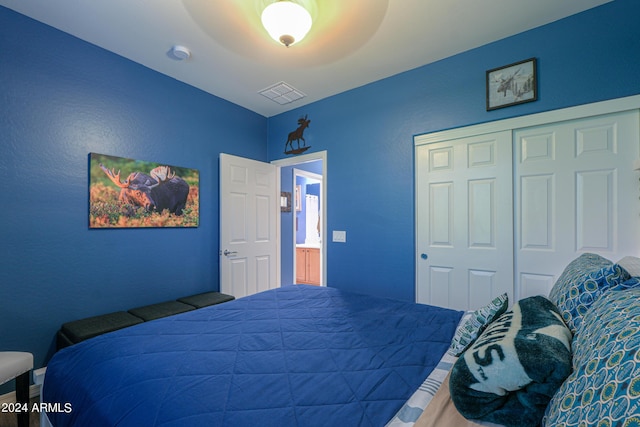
(293, 168, 322, 285)
(272, 151, 326, 287)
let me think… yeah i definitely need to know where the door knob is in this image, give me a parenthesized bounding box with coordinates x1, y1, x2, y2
(223, 249, 238, 256)
(420, 253, 428, 260)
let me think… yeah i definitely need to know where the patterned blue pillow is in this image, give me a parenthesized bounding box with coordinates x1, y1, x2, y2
(543, 289, 640, 426)
(548, 253, 629, 333)
(611, 276, 640, 292)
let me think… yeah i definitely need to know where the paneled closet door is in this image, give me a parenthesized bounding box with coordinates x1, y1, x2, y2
(416, 131, 513, 311)
(515, 110, 640, 299)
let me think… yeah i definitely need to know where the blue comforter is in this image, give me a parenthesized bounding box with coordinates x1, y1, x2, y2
(44, 285, 462, 426)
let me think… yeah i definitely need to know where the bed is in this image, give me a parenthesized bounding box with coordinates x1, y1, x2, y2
(42, 284, 463, 426)
(391, 253, 640, 427)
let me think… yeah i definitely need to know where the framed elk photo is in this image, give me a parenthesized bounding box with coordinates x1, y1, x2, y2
(89, 153, 199, 228)
(486, 57, 537, 110)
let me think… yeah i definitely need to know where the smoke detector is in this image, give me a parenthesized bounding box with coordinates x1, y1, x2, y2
(169, 45, 191, 61)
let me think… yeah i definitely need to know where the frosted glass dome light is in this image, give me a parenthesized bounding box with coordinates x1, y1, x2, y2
(261, 1, 312, 47)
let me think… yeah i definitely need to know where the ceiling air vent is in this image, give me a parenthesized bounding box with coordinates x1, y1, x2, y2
(259, 81, 306, 105)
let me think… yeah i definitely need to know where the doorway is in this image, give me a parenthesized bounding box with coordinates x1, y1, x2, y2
(272, 151, 327, 287)
(293, 168, 322, 285)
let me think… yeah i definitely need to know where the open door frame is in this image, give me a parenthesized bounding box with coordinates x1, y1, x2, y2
(272, 151, 328, 287)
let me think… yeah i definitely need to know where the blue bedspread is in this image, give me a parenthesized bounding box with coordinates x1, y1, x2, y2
(44, 285, 462, 426)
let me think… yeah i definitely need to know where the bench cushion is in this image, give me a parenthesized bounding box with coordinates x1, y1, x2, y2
(128, 301, 195, 321)
(56, 293, 234, 351)
(60, 311, 144, 344)
(177, 292, 234, 308)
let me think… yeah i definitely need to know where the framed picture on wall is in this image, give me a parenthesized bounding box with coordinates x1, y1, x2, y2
(486, 58, 537, 111)
(89, 153, 199, 228)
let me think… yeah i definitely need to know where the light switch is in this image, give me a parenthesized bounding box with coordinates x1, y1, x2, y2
(332, 230, 346, 243)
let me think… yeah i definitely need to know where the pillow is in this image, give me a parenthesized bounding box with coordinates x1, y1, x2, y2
(617, 255, 640, 277)
(543, 288, 640, 426)
(610, 276, 640, 292)
(548, 253, 629, 333)
(449, 296, 572, 427)
(448, 293, 509, 356)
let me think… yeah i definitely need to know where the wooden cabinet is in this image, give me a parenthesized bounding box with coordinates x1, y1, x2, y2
(296, 247, 320, 285)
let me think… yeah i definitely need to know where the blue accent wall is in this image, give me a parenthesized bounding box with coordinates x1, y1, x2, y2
(0, 7, 266, 375)
(1, 0, 639, 377)
(266, 0, 640, 301)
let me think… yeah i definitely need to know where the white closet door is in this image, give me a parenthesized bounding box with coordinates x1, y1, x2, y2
(515, 110, 640, 299)
(416, 131, 513, 310)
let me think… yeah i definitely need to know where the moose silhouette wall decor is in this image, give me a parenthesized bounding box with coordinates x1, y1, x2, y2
(284, 115, 311, 155)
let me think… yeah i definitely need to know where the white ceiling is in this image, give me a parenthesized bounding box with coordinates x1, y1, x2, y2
(1, 0, 611, 117)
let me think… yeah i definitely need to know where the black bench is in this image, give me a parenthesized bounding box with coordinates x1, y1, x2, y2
(57, 311, 144, 349)
(177, 291, 235, 308)
(57, 291, 234, 350)
(128, 300, 195, 321)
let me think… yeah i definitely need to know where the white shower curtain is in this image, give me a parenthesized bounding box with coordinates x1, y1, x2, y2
(305, 194, 320, 245)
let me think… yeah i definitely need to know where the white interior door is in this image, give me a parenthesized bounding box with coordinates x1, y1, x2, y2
(515, 110, 640, 299)
(219, 153, 278, 299)
(416, 131, 514, 310)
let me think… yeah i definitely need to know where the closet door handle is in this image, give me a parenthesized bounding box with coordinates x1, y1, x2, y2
(222, 249, 238, 256)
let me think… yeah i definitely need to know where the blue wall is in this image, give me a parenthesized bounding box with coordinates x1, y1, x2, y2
(0, 7, 266, 374)
(266, 0, 640, 301)
(1, 0, 640, 377)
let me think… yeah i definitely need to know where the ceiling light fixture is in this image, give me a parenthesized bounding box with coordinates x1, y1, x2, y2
(261, 1, 312, 47)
